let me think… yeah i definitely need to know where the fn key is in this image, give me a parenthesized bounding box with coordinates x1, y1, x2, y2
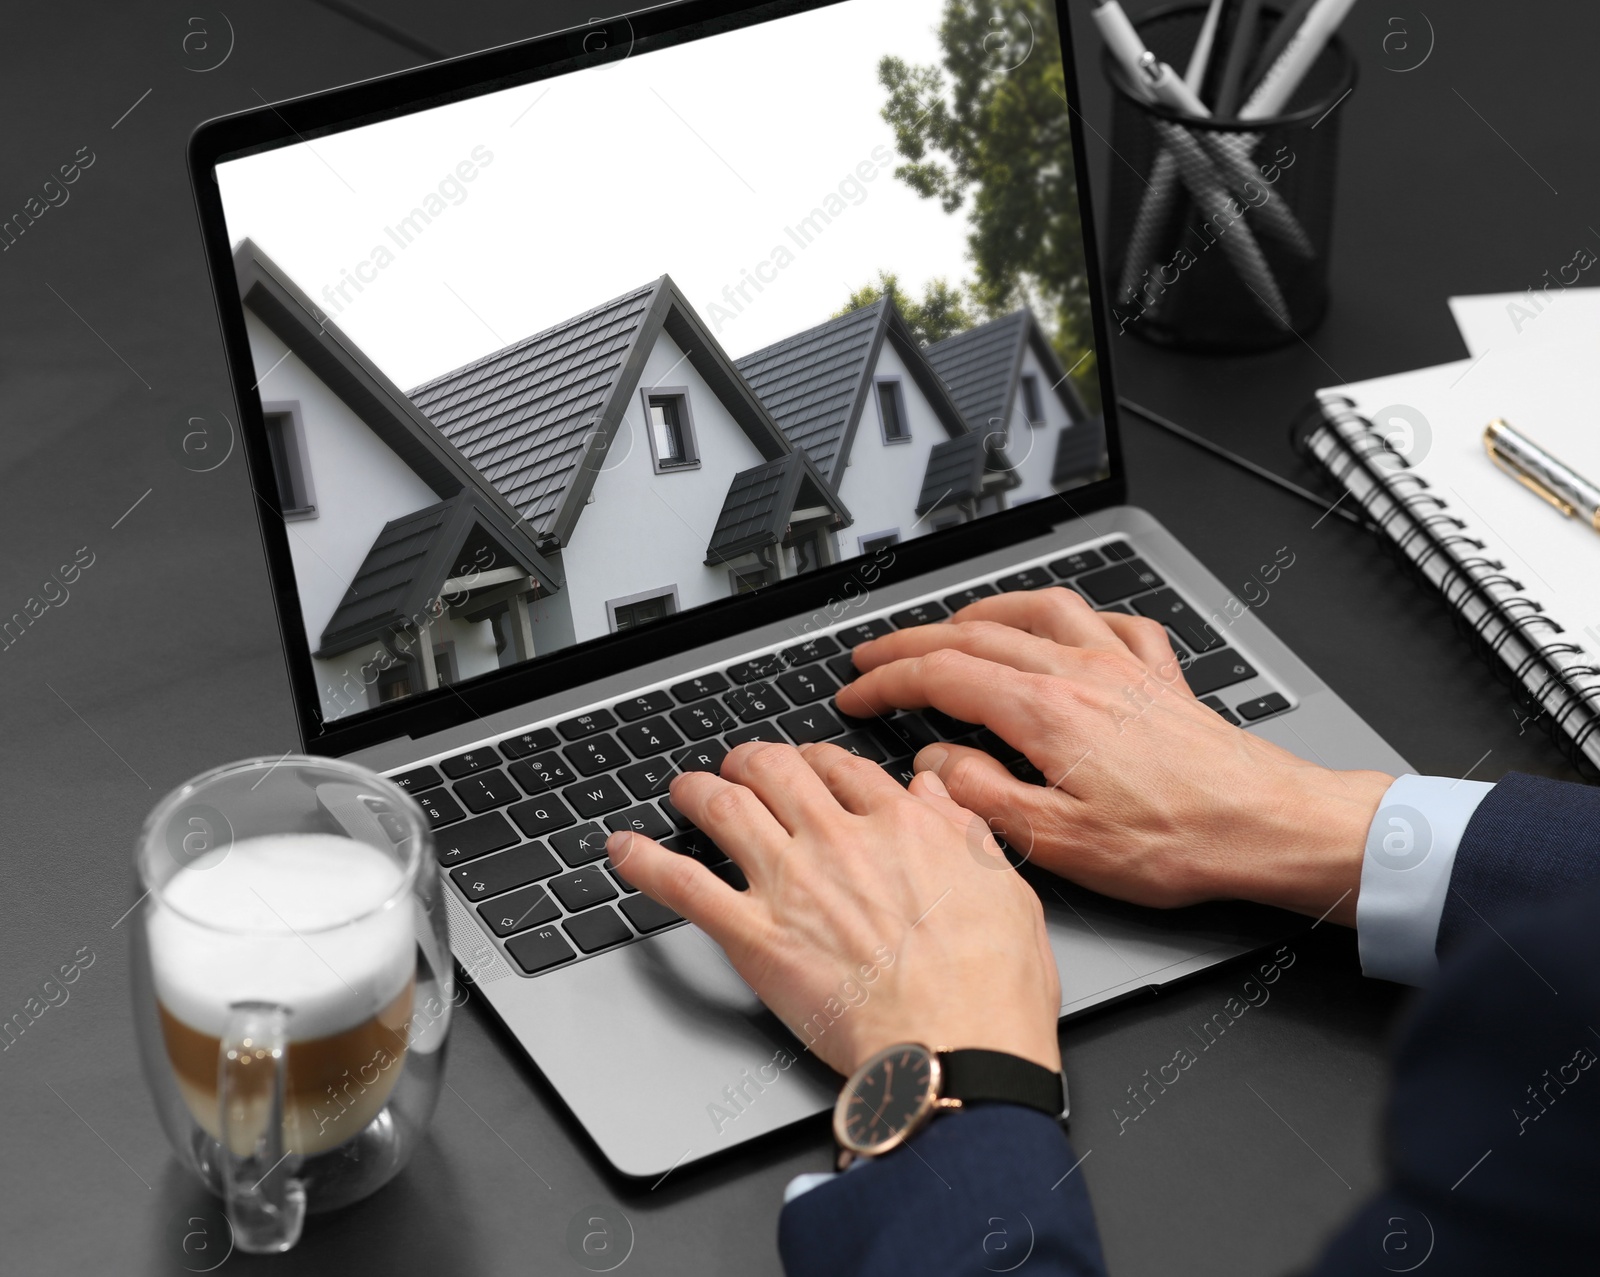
(504, 926, 575, 975)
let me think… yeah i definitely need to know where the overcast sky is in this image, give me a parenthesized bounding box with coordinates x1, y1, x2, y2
(217, 0, 977, 388)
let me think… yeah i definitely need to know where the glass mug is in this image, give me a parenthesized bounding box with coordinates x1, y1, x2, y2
(131, 756, 454, 1253)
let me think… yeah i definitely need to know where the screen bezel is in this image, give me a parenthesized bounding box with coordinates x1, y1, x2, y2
(188, 0, 1127, 756)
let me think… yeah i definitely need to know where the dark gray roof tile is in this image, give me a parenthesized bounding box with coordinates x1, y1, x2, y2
(923, 311, 1028, 431)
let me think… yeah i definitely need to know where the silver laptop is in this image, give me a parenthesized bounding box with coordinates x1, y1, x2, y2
(191, 0, 1409, 1177)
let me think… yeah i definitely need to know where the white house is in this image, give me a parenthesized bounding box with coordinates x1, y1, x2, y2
(735, 298, 1012, 551)
(923, 310, 1106, 503)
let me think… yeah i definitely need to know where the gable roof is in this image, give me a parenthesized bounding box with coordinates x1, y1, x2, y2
(924, 309, 1088, 431)
(1051, 414, 1109, 489)
(316, 491, 550, 658)
(735, 298, 970, 486)
(232, 239, 562, 591)
(407, 275, 795, 548)
(915, 431, 1021, 517)
(704, 452, 851, 566)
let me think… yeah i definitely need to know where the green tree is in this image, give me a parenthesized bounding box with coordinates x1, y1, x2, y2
(877, 0, 1097, 408)
(834, 270, 976, 346)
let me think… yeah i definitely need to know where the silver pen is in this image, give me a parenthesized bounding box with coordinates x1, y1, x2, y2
(1484, 418, 1600, 532)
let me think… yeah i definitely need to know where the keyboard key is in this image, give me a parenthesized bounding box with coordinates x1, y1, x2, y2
(996, 567, 1052, 591)
(943, 583, 998, 611)
(890, 601, 948, 628)
(1236, 692, 1290, 721)
(1181, 649, 1258, 696)
(724, 681, 787, 722)
(557, 709, 617, 740)
(857, 712, 939, 757)
(727, 654, 785, 684)
(451, 842, 560, 901)
(827, 652, 861, 685)
(776, 664, 837, 706)
(1200, 696, 1241, 725)
(478, 883, 560, 936)
(433, 811, 520, 866)
(614, 690, 672, 722)
(415, 789, 465, 829)
(969, 728, 1022, 762)
(563, 733, 628, 776)
(1048, 548, 1105, 577)
(452, 770, 521, 814)
(509, 752, 576, 795)
(833, 731, 887, 762)
(781, 636, 840, 666)
(659, 794, 694, 830)
(1097, 602, 1132, 614)
(550, 823, 612, 867)
(621, 894, 681, 933)
(504, 925, 575, 974)
(881, 758, 917, 786)
(508, 794, 576, 838)
(604, 803, 673, 840)
(777, 705, 845, 743)
(440, 748, 499, 780)
(617, 715, 684, 757)
(389, 764, 442, 794)
(608, 867, 640, 895)
(562, 774, 630, 819)
(673, 740, 729, 774)
(724, 722, 787, 748)
(618, 757, 677, 799)
(671, 699, 737, 740)
(564, 905, 631, 953)
(670, 672, 729, 703)
(923, 709, 980, 739)
(1007, 757, 1047, 785)
(1075, 558, 1164, 604)
(1130, 589, 1223, 653)
(549, 867, 618, 912)
(712, 861, 749, 891)
(835, 619, 894, 648)
(1102, 541, 1137, 561)
(497, 727, 559, 760)
(663, 828, 726, 867)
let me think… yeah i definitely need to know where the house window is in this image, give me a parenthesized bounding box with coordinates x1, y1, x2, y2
(261, 406, 316, 518)
(376, 646, 454, 702)
(729, 565, 776, 595)
(930, 508, 965, 532)
(1020, 374, 1043, 425)
(607, 587, 679, 633)
(641, 388, 699, 470)
(858, 529, 900, 556)
(876, 379, 909, 443)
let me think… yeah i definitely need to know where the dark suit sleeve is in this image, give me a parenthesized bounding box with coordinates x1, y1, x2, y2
(778, 1104, 1107, 1277)
(1437, 772, 1600, 956)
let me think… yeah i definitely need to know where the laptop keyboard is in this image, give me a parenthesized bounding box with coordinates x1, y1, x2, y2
(388, 537, 1292, 979)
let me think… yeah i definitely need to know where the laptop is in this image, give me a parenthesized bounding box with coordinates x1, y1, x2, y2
(189, 0, 1409, 1177)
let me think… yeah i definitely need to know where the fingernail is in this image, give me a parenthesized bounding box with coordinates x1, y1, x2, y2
(919, 771, 949, 797)
(915, 745, 948, 773)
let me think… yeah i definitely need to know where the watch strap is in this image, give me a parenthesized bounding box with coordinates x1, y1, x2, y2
(938, 1048, 1066, 1118)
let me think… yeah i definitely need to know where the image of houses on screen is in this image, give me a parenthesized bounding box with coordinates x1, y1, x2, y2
(235, 239, 1107, 721)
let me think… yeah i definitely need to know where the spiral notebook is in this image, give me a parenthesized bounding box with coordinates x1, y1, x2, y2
(1302, 329, 1600, 775)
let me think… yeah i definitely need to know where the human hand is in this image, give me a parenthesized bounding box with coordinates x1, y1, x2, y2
(605, 741, 1062, 1078)
(836, 589, 1390, 927)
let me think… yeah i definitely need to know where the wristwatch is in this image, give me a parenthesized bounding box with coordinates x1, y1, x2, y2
(832, 1042, 1067, 1169)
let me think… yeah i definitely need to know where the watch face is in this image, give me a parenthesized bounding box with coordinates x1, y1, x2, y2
(835, 1043, 938, 1156)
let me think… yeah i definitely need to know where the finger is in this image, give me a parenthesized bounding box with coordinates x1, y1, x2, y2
(838, 647, 1046, 743)
(908, 769, 1009, 863)
(606, 830, 759, 947)
(797, 741, 906, 815)
(850, 618, 1075, 679)
(719, 741, 843, 835)
(913, 742, 1075, 862)
(667, 769, 790, 869)
(1097, 613, 1193, 694)
(946, 588, 1127, 651)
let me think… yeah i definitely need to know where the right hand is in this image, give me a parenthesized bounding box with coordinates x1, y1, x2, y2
(836, 589, 1390, 926)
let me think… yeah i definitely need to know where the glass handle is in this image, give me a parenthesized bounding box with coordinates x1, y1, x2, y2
(218, 1002, 304, 1253)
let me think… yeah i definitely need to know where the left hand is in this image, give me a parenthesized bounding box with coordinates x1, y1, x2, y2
(606, 740, 1062, 1078)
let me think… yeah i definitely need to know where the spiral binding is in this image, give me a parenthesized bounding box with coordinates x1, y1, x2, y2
(1299, 396, 1600, 780)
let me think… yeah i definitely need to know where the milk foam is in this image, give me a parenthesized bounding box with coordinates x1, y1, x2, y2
(148, 834, 414, 1040)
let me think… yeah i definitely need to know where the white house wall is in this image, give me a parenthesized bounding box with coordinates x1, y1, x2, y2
(557, 331, 772, 645)
(244, 312, 499, 720)
(1007, 342, 1078, 504)
(834, 340, 954, 556)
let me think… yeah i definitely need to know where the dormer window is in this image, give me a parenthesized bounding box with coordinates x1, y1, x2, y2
(642, 389, 699, 470)
(876, 378, 910, 442)
(1020, 373, 1043, 426)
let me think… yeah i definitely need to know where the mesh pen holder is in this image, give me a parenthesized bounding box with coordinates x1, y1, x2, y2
(1102, 4, 1356, 352)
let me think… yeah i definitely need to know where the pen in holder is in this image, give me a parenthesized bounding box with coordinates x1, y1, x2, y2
(1102, 4, 1355, 352)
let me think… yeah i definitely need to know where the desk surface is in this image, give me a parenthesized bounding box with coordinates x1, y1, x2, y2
(0, 3, 1586, 1273)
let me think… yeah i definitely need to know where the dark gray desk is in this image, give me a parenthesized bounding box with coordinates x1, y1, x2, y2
(0, 2, 1585, 1272)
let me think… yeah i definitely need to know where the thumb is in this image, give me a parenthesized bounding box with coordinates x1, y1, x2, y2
(913, 743, 1058, 866)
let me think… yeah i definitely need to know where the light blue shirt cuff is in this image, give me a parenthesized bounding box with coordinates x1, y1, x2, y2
(1357, 774, 1495, 985)
(783, 1171, 838, 1203)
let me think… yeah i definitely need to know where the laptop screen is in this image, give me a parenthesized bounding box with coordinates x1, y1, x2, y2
(212, 0, 1107, 726)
